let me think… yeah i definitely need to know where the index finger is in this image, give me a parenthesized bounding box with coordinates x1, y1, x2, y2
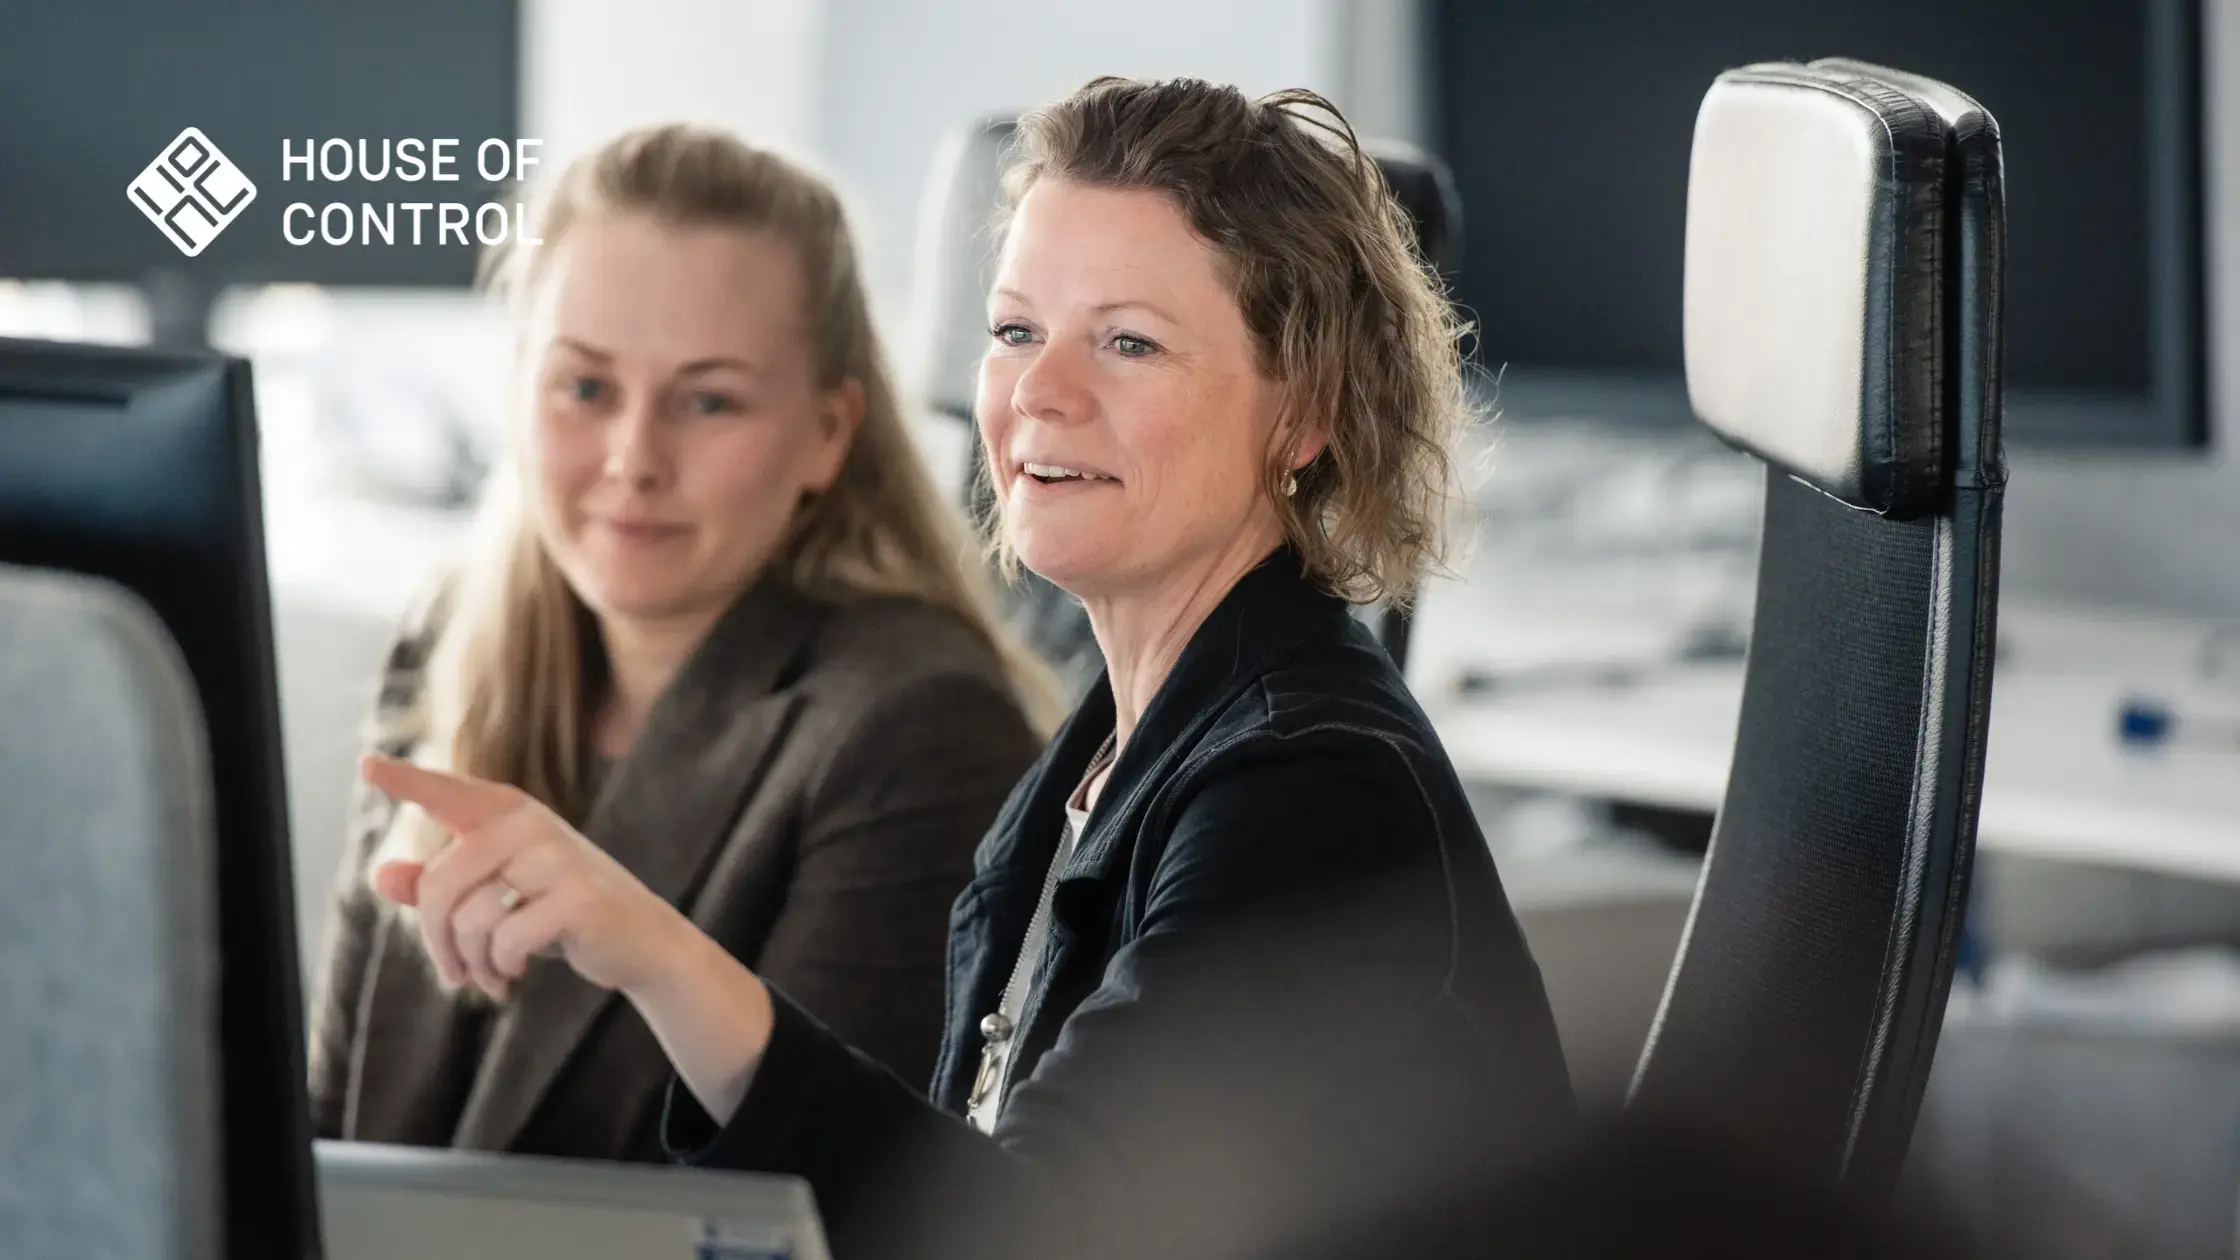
(360, 754, 517, 836)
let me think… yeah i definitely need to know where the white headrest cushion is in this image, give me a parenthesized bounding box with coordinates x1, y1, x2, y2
(1684, 63, 1950, 517)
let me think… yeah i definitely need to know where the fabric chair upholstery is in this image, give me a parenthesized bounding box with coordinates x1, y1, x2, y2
(0, 564, 224, 1259)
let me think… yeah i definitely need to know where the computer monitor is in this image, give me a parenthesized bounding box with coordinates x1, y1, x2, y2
(0, 1, 519, 343)
(0, 336, 320, 1260)
(1433, 0, 2208, 449)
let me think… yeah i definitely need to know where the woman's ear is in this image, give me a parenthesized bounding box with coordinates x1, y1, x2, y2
(1287, 419, 1331, 472)
(809, 378, 866, 491)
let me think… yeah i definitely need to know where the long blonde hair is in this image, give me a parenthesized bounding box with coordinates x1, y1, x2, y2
(379, 124, 1058, 863)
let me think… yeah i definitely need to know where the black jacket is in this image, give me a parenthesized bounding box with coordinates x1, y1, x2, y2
(668, 551, 1575, 1259)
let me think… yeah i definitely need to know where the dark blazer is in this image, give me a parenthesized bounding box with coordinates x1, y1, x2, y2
(306, 577, 1042, 1163)
(667, 551, 1576, 1260)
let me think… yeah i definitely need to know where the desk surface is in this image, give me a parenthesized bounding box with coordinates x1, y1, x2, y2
(1424, 603, 2240, 885)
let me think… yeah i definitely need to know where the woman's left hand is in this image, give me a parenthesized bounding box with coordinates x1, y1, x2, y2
(359, 754, 692, 1001)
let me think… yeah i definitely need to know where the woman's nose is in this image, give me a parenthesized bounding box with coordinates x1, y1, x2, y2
(601, 397, 668, 487)
(1008, 338, 1090, 423)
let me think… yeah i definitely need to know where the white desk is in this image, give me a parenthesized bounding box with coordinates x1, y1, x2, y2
(1425, 603, 2240, 886)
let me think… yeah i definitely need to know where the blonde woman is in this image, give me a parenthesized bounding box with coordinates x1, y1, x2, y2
(307, 124, 1053, 1163)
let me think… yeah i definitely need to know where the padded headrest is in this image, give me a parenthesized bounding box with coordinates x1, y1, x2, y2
(1809, 57, 2006, 492)
(904, 119, 1464, 422)
(905, 115, 1018, 421)
(1683, 61, 1955, 517)
(1366, 140, 1464, 276)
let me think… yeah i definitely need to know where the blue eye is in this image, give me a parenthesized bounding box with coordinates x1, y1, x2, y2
(567, 376, 604, 403)
(688, 391, 739, 416)
(1112, 333, 1157, 357)
(990, 322, 1034, 346)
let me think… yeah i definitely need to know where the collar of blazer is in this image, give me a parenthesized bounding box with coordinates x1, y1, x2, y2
(446, 572, 831, 1151)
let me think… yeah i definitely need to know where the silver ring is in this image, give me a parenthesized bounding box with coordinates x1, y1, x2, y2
(496, 883, 523, 912)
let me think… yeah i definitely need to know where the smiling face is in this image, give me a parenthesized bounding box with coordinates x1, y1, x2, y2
(522, 213, 859, 629)
(978, 178, 1306, 601)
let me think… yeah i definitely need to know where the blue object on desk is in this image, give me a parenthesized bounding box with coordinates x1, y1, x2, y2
(2120, 697, 2240, 750)
(2118, 698, 2173, 746)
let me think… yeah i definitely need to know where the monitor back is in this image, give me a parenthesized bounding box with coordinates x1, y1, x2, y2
(0, 335, 320, 1260)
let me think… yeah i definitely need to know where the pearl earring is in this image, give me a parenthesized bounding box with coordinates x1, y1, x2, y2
(1282, 470, 1299, 498)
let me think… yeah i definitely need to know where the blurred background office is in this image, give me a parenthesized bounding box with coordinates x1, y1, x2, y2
(4, 2, 2240, 1257)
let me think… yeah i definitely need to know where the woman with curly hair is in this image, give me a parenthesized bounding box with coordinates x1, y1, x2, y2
(361, 78, 1573, 1258)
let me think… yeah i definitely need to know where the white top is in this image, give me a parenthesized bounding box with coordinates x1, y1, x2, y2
(964, 746, 1112, 1134)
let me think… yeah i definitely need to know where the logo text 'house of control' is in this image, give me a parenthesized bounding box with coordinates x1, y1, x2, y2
(126, 131, 544, 255)
(129, 128, 257, 256)
(279, 138, 543, 247)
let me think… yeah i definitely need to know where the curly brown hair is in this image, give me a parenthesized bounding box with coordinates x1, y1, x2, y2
(995, 76, 1475, 605)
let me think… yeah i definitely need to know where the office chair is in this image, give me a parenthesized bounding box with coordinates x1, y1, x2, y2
(905, 117, 1461, 689)
(0, 565, 224, 1259)
(906, 116, 1107, 694)
(1358, 138, 1464, 673)
(1625, 60, 2006, 1204)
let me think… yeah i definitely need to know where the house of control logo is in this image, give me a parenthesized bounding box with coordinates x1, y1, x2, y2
(128, 127, 257, 257)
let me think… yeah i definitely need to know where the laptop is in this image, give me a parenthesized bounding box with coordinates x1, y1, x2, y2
(315, 1140, 831, 1260)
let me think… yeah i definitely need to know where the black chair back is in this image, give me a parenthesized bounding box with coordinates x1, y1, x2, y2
(1360, 141, 1464, 672)
(1627, 59, 2007, 1203)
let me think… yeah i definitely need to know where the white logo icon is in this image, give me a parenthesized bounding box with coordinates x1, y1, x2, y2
(128, 127, 257, 257)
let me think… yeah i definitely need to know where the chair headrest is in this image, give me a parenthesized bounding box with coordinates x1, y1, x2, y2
(1366, 140, 1463, 276)
(903, 121, 1465, 422)
(904, 115, 1018, 421)
(1683, 61, 1956, 517)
